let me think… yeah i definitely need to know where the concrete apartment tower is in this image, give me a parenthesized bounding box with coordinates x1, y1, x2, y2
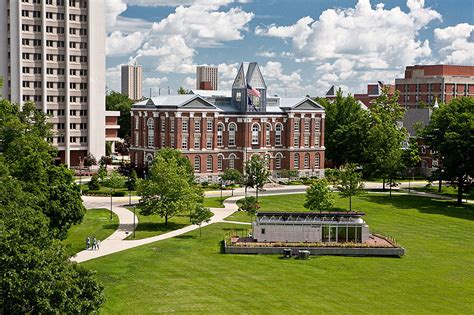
(196, 65, 218, 90)
(0, 0, 106, 166)
(121, 63, 142, 101)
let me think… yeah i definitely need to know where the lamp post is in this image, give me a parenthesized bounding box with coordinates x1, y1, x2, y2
(128, 174, 132, 206)
(78, 156, 83, 192)
(110, 187, 113, 220)
(220, 178, 224, 204)
(133, 205, 136, 239)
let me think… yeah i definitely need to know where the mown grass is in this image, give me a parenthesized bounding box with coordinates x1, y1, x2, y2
(413, 184, 474, 200)
(63, 208, 118, 256)
(84, 194, 474, 313)
(202, 196, 229, 208)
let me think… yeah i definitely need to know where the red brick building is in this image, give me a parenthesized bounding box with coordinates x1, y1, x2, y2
(395, 65, 474, 107)
(130, 62, 325, 181)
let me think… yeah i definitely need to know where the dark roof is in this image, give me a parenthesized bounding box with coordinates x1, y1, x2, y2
(256, 211, 365, 217)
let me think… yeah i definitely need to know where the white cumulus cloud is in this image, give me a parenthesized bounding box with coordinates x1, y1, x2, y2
(434, 23, 474, 65)
(106, 31, 146, 56)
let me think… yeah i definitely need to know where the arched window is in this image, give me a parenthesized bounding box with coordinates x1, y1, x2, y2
(217, 123, 224, 147)
(252, 123, 260, 145)
(194, 156, 200, 172)
(217, 155, 223, 171)
(265, 154, 271, 169)
(294, 153, 300, 169)
(228, 123, 237, 146)
(146, 153, 153, 167)
(147, 118, 154, 147)
(275, 123, 283, 146)
(304, 153, 310, 169)
(265, 123, 271, 146)
(206, 155, 213, 172)
(275, 153, 283, 169)
(315, 154, 320, 169)
(229, 154, 236, 169)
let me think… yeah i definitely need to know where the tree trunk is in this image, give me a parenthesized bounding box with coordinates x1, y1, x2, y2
(438, 175, 442, 193)
(457, 181, 463, 205)
(382, 178, 386, 191)
(165, 213, 168, 225)
(389, 178, 392, 198)
(349, 195, 352, 212)
(256, 186, 259, 202)
(199, 225, 202, 237)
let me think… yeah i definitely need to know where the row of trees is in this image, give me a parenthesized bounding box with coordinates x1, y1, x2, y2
(0, 99, 104, 313)
(322, 89, 473, 205)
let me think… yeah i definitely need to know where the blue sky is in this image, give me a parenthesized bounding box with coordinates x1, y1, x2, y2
(105, 0, 474, 97)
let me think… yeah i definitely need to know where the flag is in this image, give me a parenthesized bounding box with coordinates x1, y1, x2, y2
(247, 83, 261, 97)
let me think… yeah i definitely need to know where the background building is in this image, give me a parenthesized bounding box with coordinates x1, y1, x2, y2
(121, 63, 142, 101)
(0, 0, 106, 166)
(395, 65, 474, 107)
(325, 82, 395, 108)
(131, 62, 325, 181)
(196, 65, 218, 90)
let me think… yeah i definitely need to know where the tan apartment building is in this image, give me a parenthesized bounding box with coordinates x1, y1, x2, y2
(121, 63, 142, 101)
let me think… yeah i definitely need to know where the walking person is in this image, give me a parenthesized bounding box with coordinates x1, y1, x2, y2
(96, 239, 101, 250)
(93, 237, 97, 250)
(86, 236, 90, 250)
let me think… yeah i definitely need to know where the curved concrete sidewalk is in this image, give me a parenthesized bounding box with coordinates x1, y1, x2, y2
(71, 196, 241, 263)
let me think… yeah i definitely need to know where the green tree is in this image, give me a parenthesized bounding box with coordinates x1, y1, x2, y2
(337, 164, 365, 212)
(422, 97, 474, 205)
(238, 196, 260, 219)
(221, 168, 242, 196)
(104, 170, 126, 190)
(177, 86, 188, 94)
(106, 91, 133, 138)
(321, 90, 371, 168)
(364, 88, 407, 190)
(137, 150, 203, 225)
(304, 178, 334, 213)
(244, 155, 271, 201)
(402, 138, 422, 193)
(83, 153, 97, 169)
(190, 205, 213, 236)
(97, 164, 107, 182)
(324, 168, 340, 186)
(127, 169, 138, 191)
(157, 147, 194, 182)
(88, 174, 101, 190)
(1, 202, 104, 313)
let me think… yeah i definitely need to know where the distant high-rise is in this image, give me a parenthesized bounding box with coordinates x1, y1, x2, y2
(196, 65, 218, 90)
(0, 0, 106, 166)
(121, 64, 142, 101)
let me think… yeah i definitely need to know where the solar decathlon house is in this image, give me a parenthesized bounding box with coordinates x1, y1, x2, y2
(130, 62, 326, 182)
(252, 212, 370, 243)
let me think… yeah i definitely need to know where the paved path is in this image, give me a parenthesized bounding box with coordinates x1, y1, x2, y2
(71, 180, 447, 263)
(71, 196, 240, 263)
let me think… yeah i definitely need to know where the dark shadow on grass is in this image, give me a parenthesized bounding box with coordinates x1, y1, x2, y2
(175, 235, 197, 240)
(359, 194, 474, 221)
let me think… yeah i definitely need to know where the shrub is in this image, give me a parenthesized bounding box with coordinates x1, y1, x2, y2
(238, 196, 260, 216)
(201, 181, 209, 188)
(88, 174, 100, 190)
(112, 191, 126, 197)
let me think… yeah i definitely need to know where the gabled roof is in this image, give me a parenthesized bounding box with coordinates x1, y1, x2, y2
(232, 62, 266, 89)
(133, 95, 218, 109)
(278, 97, 324, 111)
(189, 89, 231, 98)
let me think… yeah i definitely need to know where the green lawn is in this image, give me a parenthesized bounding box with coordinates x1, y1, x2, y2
(202, 196, 229, 208)
(63, 208, 119, 256)
(124, 211, 191, 240)
(84, 194, 474, 313)
(413, 184, 474, 200)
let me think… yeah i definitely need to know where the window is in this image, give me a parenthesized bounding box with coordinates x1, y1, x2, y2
(217, 124, 224, 147)
(293, 135, 299, 147)
(194, 135, 201, 149)
(228, 123, 236, 146)
(135, 116, 139, 130)
(170, 135, 175, 147)
(194, 156, 201, 172)
(182, 137, 188, 150)
(261, 228, 266, 235)
(207, 120, 213, 132)
(160, 135, 165, 147)
(315, 120, 321, 132)
(294, 120, 299, 132)
(252, 123, 260, 145)
(217, 155, 223, 171)
(160, 118, 165, 132)
(315, 134, 320, 147)
(275, 153, 282, 169)
(304, 135, 310, 148)
(294, 153, 300, 169)
(182, 120, 188, 132)
(170, 119, 174, 132)
(147, 118, 154, 148)
(194, 120, 200, 132)
(315, 154, 320, 169)
(206, 155, 213, 172)
(304, 153, 310, 169)
(275, 123, 282, 146)
(206, 136, 212, 149)
(304, 120, 310, 132)
(236, 91, 241, 101)
(266, 124, 271, 146)
(229, 154, 236, 169)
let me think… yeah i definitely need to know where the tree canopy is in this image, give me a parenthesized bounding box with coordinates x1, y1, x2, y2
(337, 164, 365, 211)
(106, 91, 134, 138)
(244, 155, 271, 201)
(304, 178, 334, 213)
(422, 97, 474, 204)
(320, 90, 371, 168)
